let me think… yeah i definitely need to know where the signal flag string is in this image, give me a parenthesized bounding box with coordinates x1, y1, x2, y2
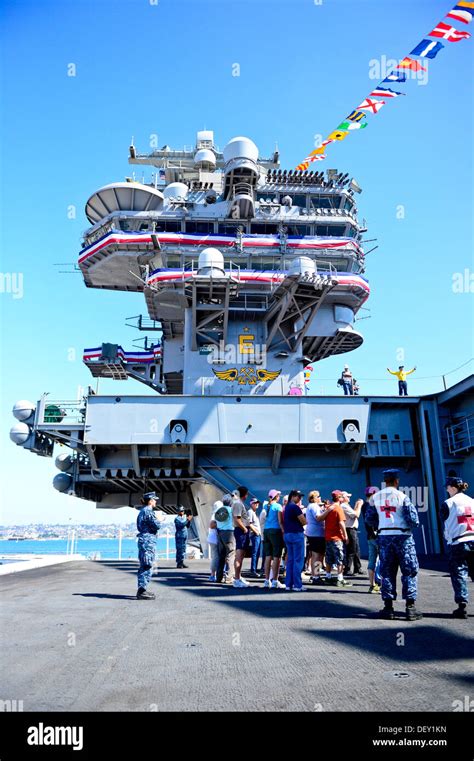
(296, 2, 473, 170)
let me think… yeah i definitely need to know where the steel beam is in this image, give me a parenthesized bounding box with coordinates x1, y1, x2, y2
(271, 444, 282, 474)
(131, 444, 141, 476)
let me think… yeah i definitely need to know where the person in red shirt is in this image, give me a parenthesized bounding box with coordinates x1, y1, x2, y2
(317, 490, 351, 587)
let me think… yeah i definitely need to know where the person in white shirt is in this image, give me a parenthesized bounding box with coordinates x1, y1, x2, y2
(305, 490, 327, 584)
(207, 513, 219, 582)
(247, 498, 263, 577)
(340, 365, 354, 395)
(439, 475, 474, 619)
(341, 491, 363, 576)
(255, 501, 267, 573)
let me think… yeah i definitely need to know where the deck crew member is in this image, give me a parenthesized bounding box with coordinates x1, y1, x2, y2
(175, 507, 192, 569)
(367, 469, 422, 621)
(387, 365, 416, 396)
(439, 476, 474, 619)
(136, 491, 163, 600)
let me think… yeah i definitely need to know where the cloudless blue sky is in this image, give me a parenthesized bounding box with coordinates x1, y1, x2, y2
(1, 0, 472, 524)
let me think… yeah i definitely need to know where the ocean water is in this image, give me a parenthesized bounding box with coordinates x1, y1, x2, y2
(0, 536, 176, 561)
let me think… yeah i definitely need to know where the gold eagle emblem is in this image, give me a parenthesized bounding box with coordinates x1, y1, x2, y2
(256, 369, 281, 382)
(212, 368, 281, 385)
(212, 368, 239, 382)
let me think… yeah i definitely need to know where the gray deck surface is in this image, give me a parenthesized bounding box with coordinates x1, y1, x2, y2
(0, 559, 472, 712)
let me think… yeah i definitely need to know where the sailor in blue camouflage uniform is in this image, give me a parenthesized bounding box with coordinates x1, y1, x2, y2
(136, 491, 163, 600)
(175, 506, 192, 568)
(366, 469, 422, 621)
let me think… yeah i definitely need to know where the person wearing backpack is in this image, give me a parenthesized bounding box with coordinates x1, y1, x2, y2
(339, 365, 354, 395)
(213, 494, 236, 584)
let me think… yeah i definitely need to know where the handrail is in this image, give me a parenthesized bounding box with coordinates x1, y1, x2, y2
(446, 414, 473, 455)
(38, 399, 85, 426)
(232, 182, 253, 197)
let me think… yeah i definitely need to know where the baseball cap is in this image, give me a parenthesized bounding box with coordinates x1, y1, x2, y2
(365, 486, 378, 496)
(268, 489, 281, 499)
(383, 468, 400, 479)
(250, 497, 260, 504)
(331, 490, 344, 500)
(177, 506, 185, 513)
(289, 489, 303, 499)
(445, 476, 463, 488)
(143, 491, 158, 501)
(341, 491, 352, 498)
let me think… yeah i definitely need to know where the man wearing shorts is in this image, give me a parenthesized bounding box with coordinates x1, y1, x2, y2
(263, 489, 285, 589)
(232, 486, 251, 588)
(320, 490, 351, 587)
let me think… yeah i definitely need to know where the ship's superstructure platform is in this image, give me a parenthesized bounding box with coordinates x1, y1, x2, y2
(10, 377, 474, 558)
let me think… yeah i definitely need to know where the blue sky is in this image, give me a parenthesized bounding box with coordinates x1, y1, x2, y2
(1, 0, 472, 524)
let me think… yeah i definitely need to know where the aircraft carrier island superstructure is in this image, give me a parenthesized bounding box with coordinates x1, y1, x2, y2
(10, 131, 474, 554)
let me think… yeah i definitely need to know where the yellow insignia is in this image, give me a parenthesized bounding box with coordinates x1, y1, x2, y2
(256, 369, 281, 382)
(212, 369, 239, 381)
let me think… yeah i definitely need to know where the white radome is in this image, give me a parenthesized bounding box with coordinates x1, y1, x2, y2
(163, 182, 189, 201)
(53, 473, 73, 493)
(223, 136, 259, 164)
(288, 256, 316, 276)
(55, 453, 74, 472)
(12, 400, 35, 422)
(10, 422, 32, 445)
(198, 247, 225, 276)
(194, 149, 216, 168)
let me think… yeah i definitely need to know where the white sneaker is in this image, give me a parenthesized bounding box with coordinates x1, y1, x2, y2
(292, 586, 304, 592)
(271, 580, 285, 589)
(233, 578, 250, 588)
(263, 579, 271, 588)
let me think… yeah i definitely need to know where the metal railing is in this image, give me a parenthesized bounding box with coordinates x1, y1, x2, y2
(446, 414, 473, 455)
(86, 529, 194, 562)
(232, 182, 254, 197)
(38, 399, 86, 426)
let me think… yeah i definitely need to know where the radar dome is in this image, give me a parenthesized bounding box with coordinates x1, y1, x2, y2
(163, 182, 189, 201)
(288, 257, 316, 276)
(85, 182, 164, 225)
(55, 453, 74, 472)
(194, 149, 216, 169)
(53, 473, 73, 493)
(12, 400, 35, 422)
(198, 247, 225, 276)
(10, 422, 31, 445)
(223, 136, 259, 164)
